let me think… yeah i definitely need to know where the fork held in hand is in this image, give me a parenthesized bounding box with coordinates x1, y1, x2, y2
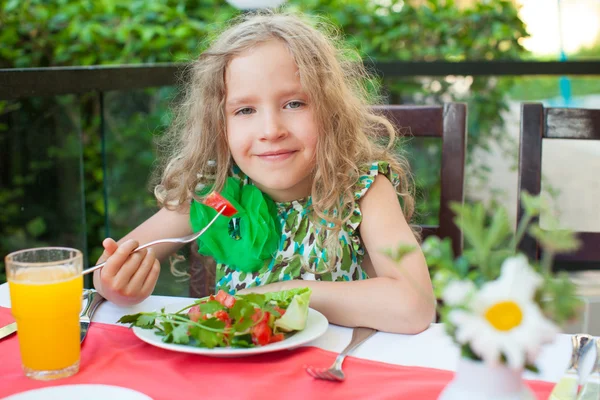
(306, 327, 377, 382)
(82, 206, 226, 276)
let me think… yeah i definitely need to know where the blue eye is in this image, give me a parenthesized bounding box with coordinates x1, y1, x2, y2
(285, 101, 304, 109)
(235, 107, 254, 115)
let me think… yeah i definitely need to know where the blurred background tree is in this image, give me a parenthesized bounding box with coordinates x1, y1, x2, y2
(0, 0, 528, 291)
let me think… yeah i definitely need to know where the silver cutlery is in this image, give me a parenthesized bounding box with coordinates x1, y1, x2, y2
(577, 338, 600, 400)
(82, 205, 225, 275)
(550, 333, 595, 400)
(80, 289, 106, 343)
(0, 321, 16, 340)
(305, 327, 377, 382)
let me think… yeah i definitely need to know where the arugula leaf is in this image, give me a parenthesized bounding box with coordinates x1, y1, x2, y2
(229, 298, 255, 322)
(117, 313, 143, 324)
(172, 323, 190, 345)
(198, 300, 226, 314)
(237, 293, 266, 308)
(117, 313, 156, 328)
(195, 318, 227, 348)
(232, 316, 254, 333)
(161, 320, 174, 335)
(136, 314, 157, 328)
(231, 334, 254, 348)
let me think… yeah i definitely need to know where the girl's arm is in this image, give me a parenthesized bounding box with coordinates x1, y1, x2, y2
(93, 206, 193, 306)
(241, 175, 436, 334)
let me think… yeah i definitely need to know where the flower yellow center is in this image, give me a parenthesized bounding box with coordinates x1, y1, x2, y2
(484, 301, 523, 331)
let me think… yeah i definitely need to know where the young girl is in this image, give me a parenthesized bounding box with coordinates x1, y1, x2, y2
(93, 11, 435, 334)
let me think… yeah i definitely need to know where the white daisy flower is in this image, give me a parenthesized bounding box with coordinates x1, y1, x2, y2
(442, 280, 476, 307)
(448, 255, 558, 370)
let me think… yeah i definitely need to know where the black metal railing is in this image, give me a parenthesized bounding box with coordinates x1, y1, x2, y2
(2, 60, 600, 100)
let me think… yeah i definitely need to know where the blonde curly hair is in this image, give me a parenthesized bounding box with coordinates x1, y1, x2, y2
(154, 11, 416, 272)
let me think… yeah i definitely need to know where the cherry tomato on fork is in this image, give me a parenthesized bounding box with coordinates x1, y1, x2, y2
(203, 192, 238, 217)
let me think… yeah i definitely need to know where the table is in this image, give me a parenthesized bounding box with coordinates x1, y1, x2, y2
(0, 283, 579, 384)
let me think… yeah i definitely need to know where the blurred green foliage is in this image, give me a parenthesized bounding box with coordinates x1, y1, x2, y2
(0, 0, 528, 290)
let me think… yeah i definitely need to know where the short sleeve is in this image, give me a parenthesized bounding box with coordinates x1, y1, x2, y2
(346, 161, 400, 232)
(354, 161, 400, 201)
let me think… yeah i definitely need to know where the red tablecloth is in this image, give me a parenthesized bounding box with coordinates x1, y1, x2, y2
(0, 307, 555, 399)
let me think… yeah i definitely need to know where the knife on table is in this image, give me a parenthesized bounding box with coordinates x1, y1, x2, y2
(550, 334, 594, 400)
(80, 289, 106, 343)
(0, 322, 16, 340)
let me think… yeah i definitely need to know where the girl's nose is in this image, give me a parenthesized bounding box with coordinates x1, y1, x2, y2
(260, 111, 288, 141)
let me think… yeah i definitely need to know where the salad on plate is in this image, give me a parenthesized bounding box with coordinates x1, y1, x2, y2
(118, 288, 312, 349)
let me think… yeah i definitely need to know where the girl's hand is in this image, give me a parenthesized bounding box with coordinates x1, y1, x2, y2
(93, 238, 160, 306)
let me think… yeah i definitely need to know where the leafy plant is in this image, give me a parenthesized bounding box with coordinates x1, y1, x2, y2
(385, 192, 582, 370)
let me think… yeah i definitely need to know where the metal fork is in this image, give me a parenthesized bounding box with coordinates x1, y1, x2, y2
(305, 327, 377, 382)
(577, 338, 600, 400)
(550, 334, 594, 400)
(82, 206, 225, 275)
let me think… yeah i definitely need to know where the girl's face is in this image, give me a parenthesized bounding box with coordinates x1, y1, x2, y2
(225, 39, 318, 202)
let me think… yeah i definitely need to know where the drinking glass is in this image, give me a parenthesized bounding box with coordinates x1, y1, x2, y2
(6, 247, 83, 380)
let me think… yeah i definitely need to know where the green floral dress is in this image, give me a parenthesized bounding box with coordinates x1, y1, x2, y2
(209, 161, 400, 294)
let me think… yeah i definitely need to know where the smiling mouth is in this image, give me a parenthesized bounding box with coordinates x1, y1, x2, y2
(257, 150, 297, 161)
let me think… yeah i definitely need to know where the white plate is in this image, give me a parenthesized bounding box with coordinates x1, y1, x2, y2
(4, 384, 152, 400)
(130, 300, 329, 357)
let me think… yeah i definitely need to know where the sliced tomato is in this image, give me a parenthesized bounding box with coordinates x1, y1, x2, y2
(188, 305, 201, 323)
(274, 306, 286, 317)
(214, 310, 231, 326)
(269, 333, 285, 343)
(215, 290, 236, 308)
(251, 321, 272, 346)
(203, 192, 238, 217)
(251, 309, 270, 324)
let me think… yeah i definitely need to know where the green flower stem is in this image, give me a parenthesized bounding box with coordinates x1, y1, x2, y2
(541, 250, 555, 274)
(512, 212, 533, 254)
(479, 252, 492, 281)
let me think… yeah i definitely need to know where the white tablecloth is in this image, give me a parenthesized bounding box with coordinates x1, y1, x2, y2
(0, 283, 582, 383)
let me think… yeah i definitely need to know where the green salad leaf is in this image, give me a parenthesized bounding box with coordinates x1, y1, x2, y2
(274, 289, 311, 332)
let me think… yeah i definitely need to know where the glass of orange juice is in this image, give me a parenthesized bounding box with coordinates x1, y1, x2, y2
(6, 247, 83, 380)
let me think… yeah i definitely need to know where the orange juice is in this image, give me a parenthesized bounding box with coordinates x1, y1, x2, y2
(9, 265, 83, 373)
